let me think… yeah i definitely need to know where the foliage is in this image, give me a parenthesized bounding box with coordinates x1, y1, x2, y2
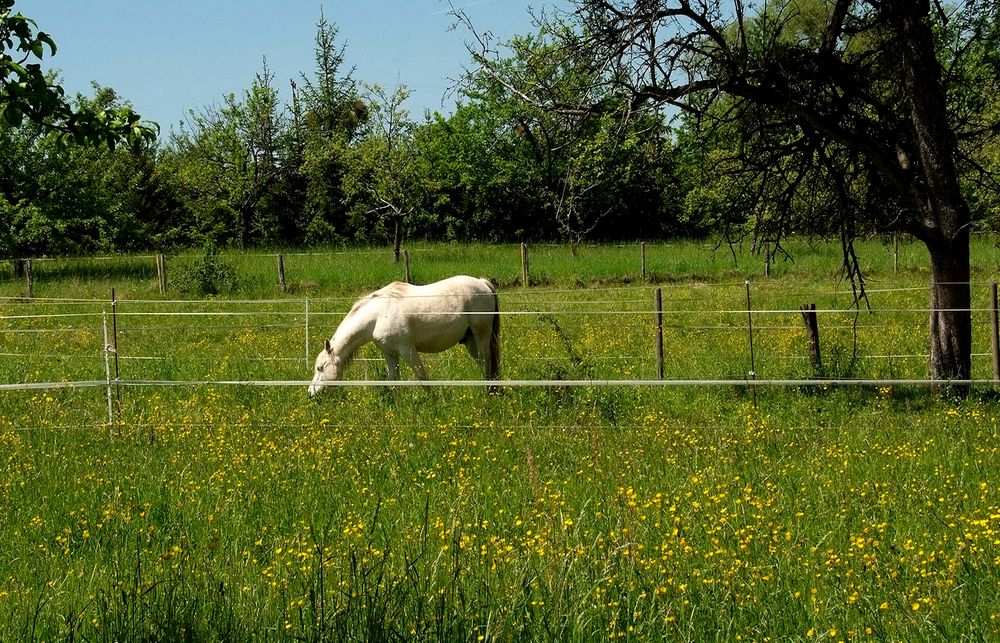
(1, 2, 160, 259)
(344, 83, 422, 259)
(0, 0, 155, 146)
(456, 0, 1000, 382)
(291, 12, 368, 246)
(164, 61, 286, 249)
(3, 5, 699, 258)
(171, 243, 237, 296)
(0, 85, 162, 258)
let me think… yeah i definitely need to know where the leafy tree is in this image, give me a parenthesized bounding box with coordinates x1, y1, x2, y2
(459, 0, 1000, 384)
(442, 18, 686, 245)
(347, 83, 423, 260)
(292, 12, 368, 245)
(2, 1, 160, 261)
(1, 0, 155, 146)
(1, 85, 161, 257)
(411, 105, 520, 241)
(167, 60, 286, 248)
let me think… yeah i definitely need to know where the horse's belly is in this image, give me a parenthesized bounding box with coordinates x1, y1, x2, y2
(411, 315, 467, 352)
(375, 313, 467, 353)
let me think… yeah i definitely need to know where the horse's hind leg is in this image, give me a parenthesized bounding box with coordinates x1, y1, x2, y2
(468, 326, 494, 379)
(464, 335, 481, 367)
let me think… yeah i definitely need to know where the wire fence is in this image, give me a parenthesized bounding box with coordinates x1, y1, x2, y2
(3, 279, 999, 435)
(2, 280, 998, 388)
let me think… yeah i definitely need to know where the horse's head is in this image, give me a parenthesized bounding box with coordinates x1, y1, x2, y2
(308, 339, 340, 397)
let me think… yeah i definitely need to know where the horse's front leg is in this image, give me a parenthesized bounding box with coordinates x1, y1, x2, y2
(399, 346, 429, 381)
(381, 351, 401, 381)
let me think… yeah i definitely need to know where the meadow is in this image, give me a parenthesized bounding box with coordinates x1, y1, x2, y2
(1, 238, 1000, 641)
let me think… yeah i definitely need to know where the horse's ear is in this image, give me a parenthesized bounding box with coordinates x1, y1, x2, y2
(325, 339, 332, 353)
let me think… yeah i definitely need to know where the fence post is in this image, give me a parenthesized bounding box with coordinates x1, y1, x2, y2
(156, 253, 167, 293)
(277, 253, 287, 292)
(655, 287, 664, 379)
(800, 303, 822, 373)
(404, 249, 412, 284)
(111, 288, 121, 411)
(893, 234, 899, 275)
(25, 258, 33, 299)
(991, 282, 999, 383)
(305, 298, 311, 367)
(102, 312, 114, 436)
(520, 243, 530, 288)
(745, 280, 757, 408)
(641, 242, 647, 281)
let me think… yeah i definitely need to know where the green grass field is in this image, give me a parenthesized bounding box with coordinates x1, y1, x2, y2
(1, 238, 1000, 640)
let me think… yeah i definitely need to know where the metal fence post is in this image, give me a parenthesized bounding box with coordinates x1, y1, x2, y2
(745, 280, 757, 408)
(655, 287, 664, 379)
(103, 312, 114, 436)
(305, 298, 311, 367)
(991, 282, 999, 383)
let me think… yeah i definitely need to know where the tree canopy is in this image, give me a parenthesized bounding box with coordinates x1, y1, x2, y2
(453, 0, 999, 384)
(1, 0, 155, 147)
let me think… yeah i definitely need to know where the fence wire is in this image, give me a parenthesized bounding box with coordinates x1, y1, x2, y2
(2, 283, 999, 395)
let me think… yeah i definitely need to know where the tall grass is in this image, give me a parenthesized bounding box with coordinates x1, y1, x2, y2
(1, 238, 999, 640)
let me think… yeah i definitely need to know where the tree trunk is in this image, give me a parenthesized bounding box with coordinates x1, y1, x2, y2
(392, 216, 402, 264)
(239, 205, 252, 251)
(895, 0, 973, 386)
(927, 236, 972, 383)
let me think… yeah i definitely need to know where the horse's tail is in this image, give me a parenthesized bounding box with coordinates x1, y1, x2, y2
(485, 279, 501, 382)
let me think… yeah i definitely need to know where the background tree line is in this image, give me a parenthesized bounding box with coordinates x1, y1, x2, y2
(2, 1, 998, 262)
(1, 9, 711, 261)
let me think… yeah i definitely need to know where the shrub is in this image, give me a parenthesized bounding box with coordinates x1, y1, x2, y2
(173, 243, 237, 295)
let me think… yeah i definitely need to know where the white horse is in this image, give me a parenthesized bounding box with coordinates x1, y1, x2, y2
(308, 275, 500, 395)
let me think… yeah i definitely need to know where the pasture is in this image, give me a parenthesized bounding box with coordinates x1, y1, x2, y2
(1, 239, 1000, 640)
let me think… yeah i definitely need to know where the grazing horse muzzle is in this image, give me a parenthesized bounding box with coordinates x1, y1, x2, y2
(309, 342, 337, 397)
(308, 372, 328, 397)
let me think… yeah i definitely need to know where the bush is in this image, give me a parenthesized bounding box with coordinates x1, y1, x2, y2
(173, 243, 237, 295)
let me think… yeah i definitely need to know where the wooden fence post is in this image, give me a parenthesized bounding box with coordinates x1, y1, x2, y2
(404, 249, 412, 284)
(800, 303, 822, 373)
(156, 253, 167, 293)
(991, 282, 999, 384)
(641, 242, 647, 281)
(25, 259, 33, 299)
(277, 253, 287, 292)
(520, 243, 530, 288)
(655, 287, 664, 379)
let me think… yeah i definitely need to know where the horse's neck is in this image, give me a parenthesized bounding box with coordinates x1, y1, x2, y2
(331, 300, 379, 364)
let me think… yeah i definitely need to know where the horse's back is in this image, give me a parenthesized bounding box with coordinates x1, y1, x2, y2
(418, 275, 493, 293)
(370, 275, 495, 353)
(389, 276, 494, 311)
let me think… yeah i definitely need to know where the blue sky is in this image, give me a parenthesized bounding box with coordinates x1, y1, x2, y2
(26, 1, 557, 133)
